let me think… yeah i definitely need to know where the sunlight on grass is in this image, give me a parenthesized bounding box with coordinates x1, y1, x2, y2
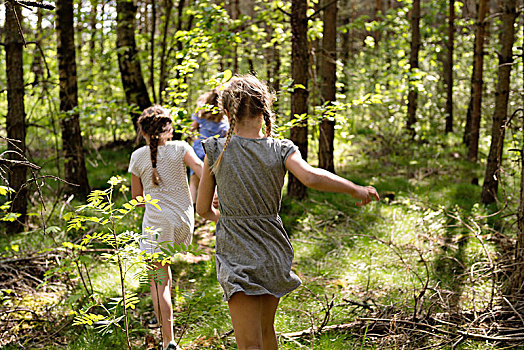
(90, 261, 143, 296)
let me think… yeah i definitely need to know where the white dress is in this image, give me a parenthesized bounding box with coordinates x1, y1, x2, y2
(128, 141, 193, 254)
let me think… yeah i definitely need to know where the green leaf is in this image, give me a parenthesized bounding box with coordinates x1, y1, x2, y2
(223, 69, 233, 82)
(0, 186, 13, 196)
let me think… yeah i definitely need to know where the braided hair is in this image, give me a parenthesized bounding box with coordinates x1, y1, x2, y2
(137, 105, 173, 186)
(211, 75, 275, 174)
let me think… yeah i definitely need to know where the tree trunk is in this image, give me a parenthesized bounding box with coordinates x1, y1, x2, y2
(318, 0, 337, 173)
(464, 0, 489, 160)
(89, 0, 97, 67)
(288, 0, 309, 199)
(116, 0, 151, 129)
(5, 1, 27, 233)
(272, 43, 281, 113)
(444, 0, 454, 133)
(57, 0, 91, 198)
(158, 0, 173, 103)
(374, 0, 383, 43)
(504, 19, 524, 302)
(480, 0, 517, 205)
(30, 8, 44, 85)
(149, 0, 157, 103)
(406, 0, 420, 136)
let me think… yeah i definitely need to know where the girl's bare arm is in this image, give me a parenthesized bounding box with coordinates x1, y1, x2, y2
(130, 173, 146, 207)
(184, 148, 203, 178)
(196, 155, 220, 222)
(285, 151, 379, 206)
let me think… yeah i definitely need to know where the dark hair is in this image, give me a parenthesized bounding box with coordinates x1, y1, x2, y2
(196, 88, 224, 123)
(212, 75, 275, 173)
(137, 105, 173, 186)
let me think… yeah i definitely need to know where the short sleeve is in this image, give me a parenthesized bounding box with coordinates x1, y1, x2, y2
(180, 141, 192, 155)
(128, 151, 140, 177)
(280, 139, 299, 166)
(202, 137, 218, 167)
(191, 113, 199, 122)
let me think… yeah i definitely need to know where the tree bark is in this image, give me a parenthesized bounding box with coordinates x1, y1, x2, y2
(464, 0, 489, 160)
(272, 43, 281, 113)
(89, 0, 97, 67)
(505, 18, 524, 301)
(288, 0, 309, 199)
(374, 0, 383, 43)
(116, 0, 151, 129)
(444, 0, 454, 133)
(5, 1, 27, 233)
(158, 0, 173, 103)
(318, 0, 337, 173)
(30, 8, 44, 85)
(149, 0, 157, 103)
(57, 0, 91, 198)
(406, 0, 420, 136)
(481, 0, 517, 205)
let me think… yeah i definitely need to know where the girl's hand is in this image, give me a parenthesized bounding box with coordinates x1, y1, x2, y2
(355, 186, 380, 207)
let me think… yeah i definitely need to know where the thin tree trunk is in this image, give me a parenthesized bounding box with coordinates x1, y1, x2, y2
(89, 0, 97, 67)
(505, 19, 524, 301)
(116, 0, 151, 129)
(318, 0, 337, 172)
(158, 0, 173, 103)
(406, 0, 420, 136)
(288, 0, 309, 199)
(272, 43, 281, 113)
(30, 8, 44, 85)
(5, 1, 27, 233)
(444, 0, 454, 133)
(480, 0, 517, 205)
(57, 0, 91, 198)
(374, 0, 383, 43)
(464, 0, 489, 160)
(149, 0, 157, 103)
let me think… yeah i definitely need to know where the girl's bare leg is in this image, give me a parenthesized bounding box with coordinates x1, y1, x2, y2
(260, 295, 279, 349)
(150, 262, 174, 346)
(228, 292, 280, 350)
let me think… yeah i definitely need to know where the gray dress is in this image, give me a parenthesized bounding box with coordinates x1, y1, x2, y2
(202, 135, 302, 301)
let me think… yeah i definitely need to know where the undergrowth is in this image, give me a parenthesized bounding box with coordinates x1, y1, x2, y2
(0, 131, 521, 349)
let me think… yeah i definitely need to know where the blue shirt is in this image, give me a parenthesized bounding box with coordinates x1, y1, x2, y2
(191, 114, 229, 161)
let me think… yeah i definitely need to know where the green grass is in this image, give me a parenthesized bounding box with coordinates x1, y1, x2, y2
(1, 131, 520, 349)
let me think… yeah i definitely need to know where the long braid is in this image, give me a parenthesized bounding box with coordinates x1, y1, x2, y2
(137, 105, 173, 186)
(211, 92, 240, 174)
(150, 134, 161, 186)
(263, 111, 272, 137)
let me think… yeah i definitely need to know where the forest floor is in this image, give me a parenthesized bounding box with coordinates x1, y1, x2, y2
(1, 133, 524, 349)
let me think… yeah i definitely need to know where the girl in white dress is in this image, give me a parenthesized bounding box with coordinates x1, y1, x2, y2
(129, 105, 202, 350)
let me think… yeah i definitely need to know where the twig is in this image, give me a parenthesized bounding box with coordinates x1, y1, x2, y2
(276, 6, 290, 17)
(16, 0, 55, 10)
(307, 0, 337, 20)
(502, 296, 524, 327)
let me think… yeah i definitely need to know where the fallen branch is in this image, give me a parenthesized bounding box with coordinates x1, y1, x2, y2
(279, 316, 524, 343)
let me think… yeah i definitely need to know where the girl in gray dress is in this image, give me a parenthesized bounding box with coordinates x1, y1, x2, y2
(197, 75, 379, 350)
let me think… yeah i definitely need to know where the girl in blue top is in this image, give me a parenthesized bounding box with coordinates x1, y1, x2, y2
(189, 88, 229, 204)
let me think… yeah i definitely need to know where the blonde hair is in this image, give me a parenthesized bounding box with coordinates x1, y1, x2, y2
(137, 105, 173, 186)
(196, 88, 224, 123)
(212, 75, 275, 174)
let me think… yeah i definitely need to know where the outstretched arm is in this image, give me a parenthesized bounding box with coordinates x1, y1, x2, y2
(196, 155, 220, 222)
(285, 151, 379, 206)
(184, 148, 203, 179)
